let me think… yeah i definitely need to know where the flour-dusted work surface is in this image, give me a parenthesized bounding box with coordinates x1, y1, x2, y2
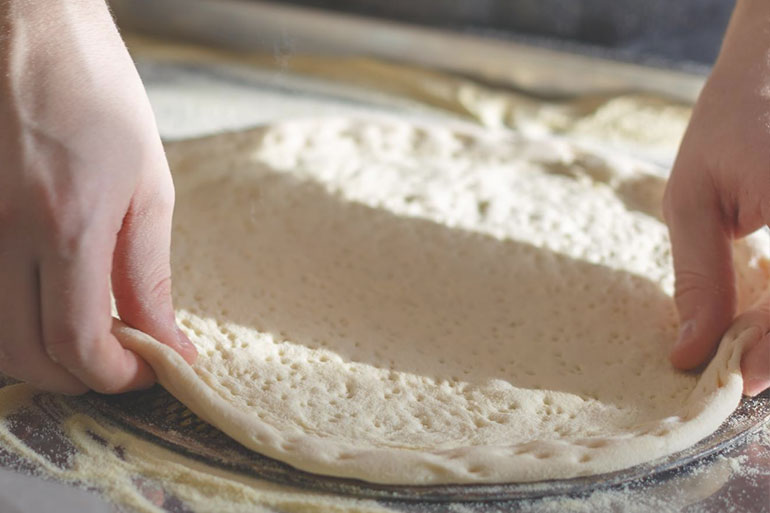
(0, 36, 768, 512)
(0, 382, 767, 512)
(83, 380, 770, 503)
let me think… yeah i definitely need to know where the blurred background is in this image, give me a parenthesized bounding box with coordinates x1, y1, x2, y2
(111, 0, 728, 166)
(270, 0, 734, 68)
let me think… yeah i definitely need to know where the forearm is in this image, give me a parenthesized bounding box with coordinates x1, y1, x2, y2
(715, 0, 770, 79)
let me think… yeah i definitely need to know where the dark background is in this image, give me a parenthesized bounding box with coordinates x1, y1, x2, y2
(273, 0, 734, 68)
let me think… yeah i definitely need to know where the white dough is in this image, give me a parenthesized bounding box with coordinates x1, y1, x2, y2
(117, 118, 769, 484)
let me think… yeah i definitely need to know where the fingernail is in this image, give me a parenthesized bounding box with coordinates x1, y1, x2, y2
(175, 326, 195, 349)
(675, 319, 697, 349)
(743, 378, 768, 397)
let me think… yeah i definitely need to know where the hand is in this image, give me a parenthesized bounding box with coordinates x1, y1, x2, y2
(663, 1, 770, 396)
(0, 0, 196, 394)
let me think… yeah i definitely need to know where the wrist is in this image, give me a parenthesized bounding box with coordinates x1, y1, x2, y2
(0, 0, 153, 162)
(1, 0, 120, 83)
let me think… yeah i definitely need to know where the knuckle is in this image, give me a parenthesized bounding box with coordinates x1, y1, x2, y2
(114, 272, 175, 322)
(44, 331, 96, 373)
(43, 331, 127, 395)
(673, 270, 734, 301)
(0, 340, 87, 395)
(134, 177, 175, 220)
(149, 274, 174, 302)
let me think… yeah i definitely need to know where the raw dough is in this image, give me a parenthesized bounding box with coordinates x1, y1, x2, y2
(118, 118, 768, 484)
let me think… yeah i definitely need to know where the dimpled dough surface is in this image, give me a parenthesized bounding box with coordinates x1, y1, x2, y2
(118, 118, 769, 484)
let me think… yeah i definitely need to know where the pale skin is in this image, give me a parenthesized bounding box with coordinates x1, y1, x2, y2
(0, 0, 196, 394)
(664, 0, 770, 397)
(0, 0, 768, 396)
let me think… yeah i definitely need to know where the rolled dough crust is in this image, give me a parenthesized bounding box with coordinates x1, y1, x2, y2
(117, 118, 768, 484)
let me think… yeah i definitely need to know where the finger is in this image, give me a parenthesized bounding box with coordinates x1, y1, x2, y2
(0, 249, 86, 394)
(111, 181, 197, 364)
(664, 173, 736, 370)
(742, 334, 770, 396)
(39, 227, 155, 394)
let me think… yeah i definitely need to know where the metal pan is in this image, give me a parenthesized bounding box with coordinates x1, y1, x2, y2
(83, 387, 770, 503)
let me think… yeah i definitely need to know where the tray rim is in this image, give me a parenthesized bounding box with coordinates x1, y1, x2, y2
(83, 388, 770, 502)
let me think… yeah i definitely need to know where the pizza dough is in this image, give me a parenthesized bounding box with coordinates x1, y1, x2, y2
(117, 118, 769, 484)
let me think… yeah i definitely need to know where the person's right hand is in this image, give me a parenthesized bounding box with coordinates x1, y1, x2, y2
(663, 0, 770, 397)
(0, 0, 196, 394)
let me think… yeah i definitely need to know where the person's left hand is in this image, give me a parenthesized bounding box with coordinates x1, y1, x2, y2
(662, 0, 770, 396)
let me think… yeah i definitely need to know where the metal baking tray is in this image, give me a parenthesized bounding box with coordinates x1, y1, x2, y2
(84, 386, 770, 503)
(95, 2, 769, 509)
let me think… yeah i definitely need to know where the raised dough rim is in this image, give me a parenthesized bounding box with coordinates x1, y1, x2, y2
(111, 119, 755, 484)
(116, 321, 752, 485)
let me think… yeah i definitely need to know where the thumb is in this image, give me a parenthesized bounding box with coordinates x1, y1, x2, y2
(664, 179, 736, 370)
(112, 185, 197, 365)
